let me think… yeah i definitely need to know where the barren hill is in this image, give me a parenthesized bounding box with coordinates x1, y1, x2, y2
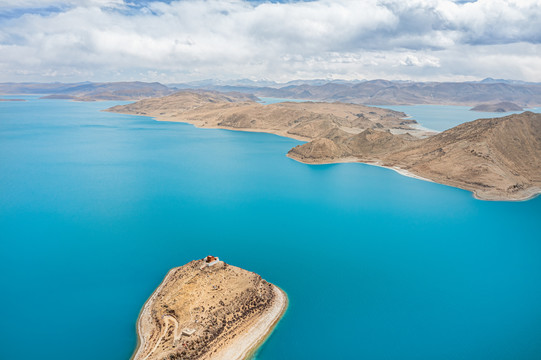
(133, 257, 287, 360)
(106, 90, 426, 140)
(290, 112, 541, 200)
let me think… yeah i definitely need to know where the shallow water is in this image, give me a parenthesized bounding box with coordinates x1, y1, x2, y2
(1, 97, 540, 360)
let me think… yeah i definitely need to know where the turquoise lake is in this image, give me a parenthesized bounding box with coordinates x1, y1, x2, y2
(1, 97, 541, 360)
(378, 104, 541, 132)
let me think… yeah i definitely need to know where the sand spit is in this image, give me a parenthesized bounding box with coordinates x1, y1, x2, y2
(132, 257, 287, 360)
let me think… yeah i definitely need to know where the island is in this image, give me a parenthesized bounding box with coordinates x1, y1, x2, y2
(0, 98, 26, 102)
(470, 102, 523, 112)
(133, 256, 287, 360)
(107, 91, 541, 201)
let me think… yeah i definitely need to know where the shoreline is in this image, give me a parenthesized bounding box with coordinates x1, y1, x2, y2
(242, 286, 288, 360)
(131, 269, 176, 360)
(212, 285, 288, 360)
(286, 154, 541, 202)
(284, 153, 436, 183)
(106, 108, 540, 202)
(122, 111, 313, 142)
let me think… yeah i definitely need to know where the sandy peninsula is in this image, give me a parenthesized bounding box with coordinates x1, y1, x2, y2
(132, 256, 287, 360)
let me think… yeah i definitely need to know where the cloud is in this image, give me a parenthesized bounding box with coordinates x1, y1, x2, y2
(0, 0, 540, 82)
(0, 0, 125, 8)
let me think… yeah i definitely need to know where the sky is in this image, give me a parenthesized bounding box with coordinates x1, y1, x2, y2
(0, 0, 540, 83)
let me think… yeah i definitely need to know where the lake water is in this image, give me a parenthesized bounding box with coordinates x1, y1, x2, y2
(1, 97, 541, 360)
(379, 104, 541, 132)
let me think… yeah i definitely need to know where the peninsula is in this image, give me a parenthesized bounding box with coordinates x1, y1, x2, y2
(106, 90, 431, 140)
(289, 112, 541, 201)
(107, 91, 541, 201)
(133, 256, 287, 360)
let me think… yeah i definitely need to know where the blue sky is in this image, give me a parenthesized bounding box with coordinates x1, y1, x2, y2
(0, 0, 540, 83)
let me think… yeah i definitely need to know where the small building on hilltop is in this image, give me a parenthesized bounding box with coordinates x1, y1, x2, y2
(200, 255, 220, 269)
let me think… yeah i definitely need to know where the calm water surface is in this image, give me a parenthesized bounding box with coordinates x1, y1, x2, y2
(1, 97, 541, 360)
(379, 104, 541, 131)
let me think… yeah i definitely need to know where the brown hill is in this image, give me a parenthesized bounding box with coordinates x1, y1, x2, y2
(133, 257, 287, 360)
(289, 112, 541, 200)
(106, 90, 426, 141)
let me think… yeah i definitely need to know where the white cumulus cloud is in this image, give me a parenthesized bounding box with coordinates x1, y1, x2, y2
(0, 0, 540, 82)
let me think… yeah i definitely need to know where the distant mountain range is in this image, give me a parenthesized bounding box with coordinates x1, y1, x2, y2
(0, 81, 173, 101)
(196, 80, 541, 107)
(1, 79, 541, 106)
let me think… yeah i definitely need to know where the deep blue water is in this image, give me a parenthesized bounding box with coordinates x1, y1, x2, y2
(1, 97, 541, 360)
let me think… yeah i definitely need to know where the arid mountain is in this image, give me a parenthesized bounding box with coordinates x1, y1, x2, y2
(0, 81, 173, 101)
(470, 102, 523, 112)
(198, 80, 541, 107)
(3, 79, 541, 105)
(260, 81, 541, 106)
(290, 112, 541, 201)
